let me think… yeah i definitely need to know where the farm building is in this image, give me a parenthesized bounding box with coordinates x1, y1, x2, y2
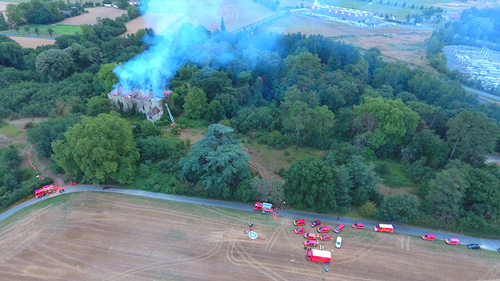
(108, 84, 164, 123)
(310, 4, 374, 24)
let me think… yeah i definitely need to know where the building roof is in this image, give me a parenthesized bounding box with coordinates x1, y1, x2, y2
(311, 4, 374, 21)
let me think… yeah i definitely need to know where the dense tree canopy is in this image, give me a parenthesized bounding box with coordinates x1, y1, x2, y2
(52, 111, 139, 185)
(179, 124, 250, 198)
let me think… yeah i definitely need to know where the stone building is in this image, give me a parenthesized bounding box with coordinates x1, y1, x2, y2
(108, 84, 164, 123)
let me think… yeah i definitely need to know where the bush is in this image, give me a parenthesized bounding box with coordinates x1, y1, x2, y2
(359, 201, 378, 218)
(283, 150, 290, 156)
(278, 167, 287, 177)
(375, 163, 390, 175)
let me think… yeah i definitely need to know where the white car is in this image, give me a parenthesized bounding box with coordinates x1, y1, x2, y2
(335, 236, 342, 249)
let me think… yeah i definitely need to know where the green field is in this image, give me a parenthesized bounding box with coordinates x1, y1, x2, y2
(0, 24, 82, 37)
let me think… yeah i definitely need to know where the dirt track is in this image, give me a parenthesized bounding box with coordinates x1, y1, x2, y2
(0, 192, 498, 281)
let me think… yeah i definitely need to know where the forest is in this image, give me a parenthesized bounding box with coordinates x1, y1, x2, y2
(0, 8, 500, 237)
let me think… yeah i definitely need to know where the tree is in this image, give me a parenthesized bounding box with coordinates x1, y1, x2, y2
(425, 167, 468, 221)
(346, 155, 383, 206)
(35, 49, 74, 81)
(118, 0, 129, 9)
(284, 101, 311, 150)
(183, 87, 207, 119)
(34, 27, 39, 36)
(14, 25, 20, 34)
(447, 110, 500, 166)
(6, 4, 24, 25)
(283, 157, 337, 212)
(376, 193, 420, 223)
(179, 124, 250, 199)
(0, 41, 24, 68)
(86, 96, 111, 116)
(27, 114, 82, 157)
(47, 27, 53, 37)
(23, 25, 30, 35)
(353, 97, 419, 149)
(52, 111, 139, 185)
(220, 17, 225, 32)
(96, 62, 119, 93)
(205, 100, 225, 123)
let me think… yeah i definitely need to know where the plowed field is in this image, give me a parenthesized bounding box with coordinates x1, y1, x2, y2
(0, 192, 498, 281)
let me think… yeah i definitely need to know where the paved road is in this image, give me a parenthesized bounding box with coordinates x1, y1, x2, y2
(2, 185, 500, 252)
(463, 85, 500, 102)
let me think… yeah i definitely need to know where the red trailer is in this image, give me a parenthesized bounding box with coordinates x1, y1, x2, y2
(306, 249, 331, 263)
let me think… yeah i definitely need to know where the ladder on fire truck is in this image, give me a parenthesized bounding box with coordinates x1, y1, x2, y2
(163, 85, 175, 125)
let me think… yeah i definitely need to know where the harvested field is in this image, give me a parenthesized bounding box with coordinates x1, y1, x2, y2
(7, 35, 54, 48)
(59, 7, 126, 26)
(124, 13, 184, 35)
(130, 0, 275, 34)
(265, 14, 433, 70)
(0, 192, 498, 281)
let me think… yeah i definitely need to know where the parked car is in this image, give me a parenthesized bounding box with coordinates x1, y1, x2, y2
(335, 236, 342, 249)
(294, 227, 305, 234)
(317, 226, 330, 233)
(304, 240, 317, 247)
(319, 234, 331, 241)
(293, 219, 305, 226)
(304, 233, 317, 240)
(445, 238, 460, 245)
(422, 234, 436, 241)
(467, 243, 481, 250)
(333, 224, 345, 234)
(311, 220, 321, 228)
(352, 223, 364, 229)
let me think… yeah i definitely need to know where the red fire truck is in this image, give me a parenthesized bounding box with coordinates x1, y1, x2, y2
(306, 249, 331, 263)
(34, 184, 56, 198)
(254, 202, 273, 213)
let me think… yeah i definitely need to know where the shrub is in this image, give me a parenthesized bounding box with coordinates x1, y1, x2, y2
(359, 201, 378, 218)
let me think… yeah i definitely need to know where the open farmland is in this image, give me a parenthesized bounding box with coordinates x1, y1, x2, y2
(0, 192, 498, 281)
(127, 0, 275, 35)
(58, 7, 126, 25)
(7, 36, 54, 48)
(265, 13, 433, 70)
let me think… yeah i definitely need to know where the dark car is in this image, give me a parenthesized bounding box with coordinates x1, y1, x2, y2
(467, 243, 481, 250)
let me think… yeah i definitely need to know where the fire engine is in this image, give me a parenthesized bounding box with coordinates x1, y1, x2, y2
(254, 202, 273, 213)
(306, 249, 331, 263)
(35, 184, 56, 198)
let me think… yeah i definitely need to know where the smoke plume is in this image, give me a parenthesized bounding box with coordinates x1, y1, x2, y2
(112, 0, 232, 97)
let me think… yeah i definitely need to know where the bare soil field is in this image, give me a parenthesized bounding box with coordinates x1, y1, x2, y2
(8, 36, 55, 48)
(0, 192, 498, 281)
(124, 12, 184, 35)
(265, 14, 433, 70)
(59, 7, 126, 25)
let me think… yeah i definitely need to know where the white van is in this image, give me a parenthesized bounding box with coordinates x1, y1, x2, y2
(335, 236, 342, 249)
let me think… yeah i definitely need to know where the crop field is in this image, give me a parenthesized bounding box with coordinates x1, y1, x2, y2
(0, 24, 81, 37)
(265, 13, 433, 70)
(58, 7, 126, 25)
(0, 192, 498, 281)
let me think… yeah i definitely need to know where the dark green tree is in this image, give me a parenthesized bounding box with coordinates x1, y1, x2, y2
(425, 167, 468, 220)
(283, 157, 337, 212)
(179, 124, 250, 199)
(27, 114, 82, 157)
(86, 96, 111, 116)
(34, 27, 39, 36)
(35, 49, 75, 81)
(183, 87, 207, 119)
(376, 193, 420, 223)
(447, 110, 500, 166)
(47, 27, 54, 37)
(52, 111, 139, 185)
